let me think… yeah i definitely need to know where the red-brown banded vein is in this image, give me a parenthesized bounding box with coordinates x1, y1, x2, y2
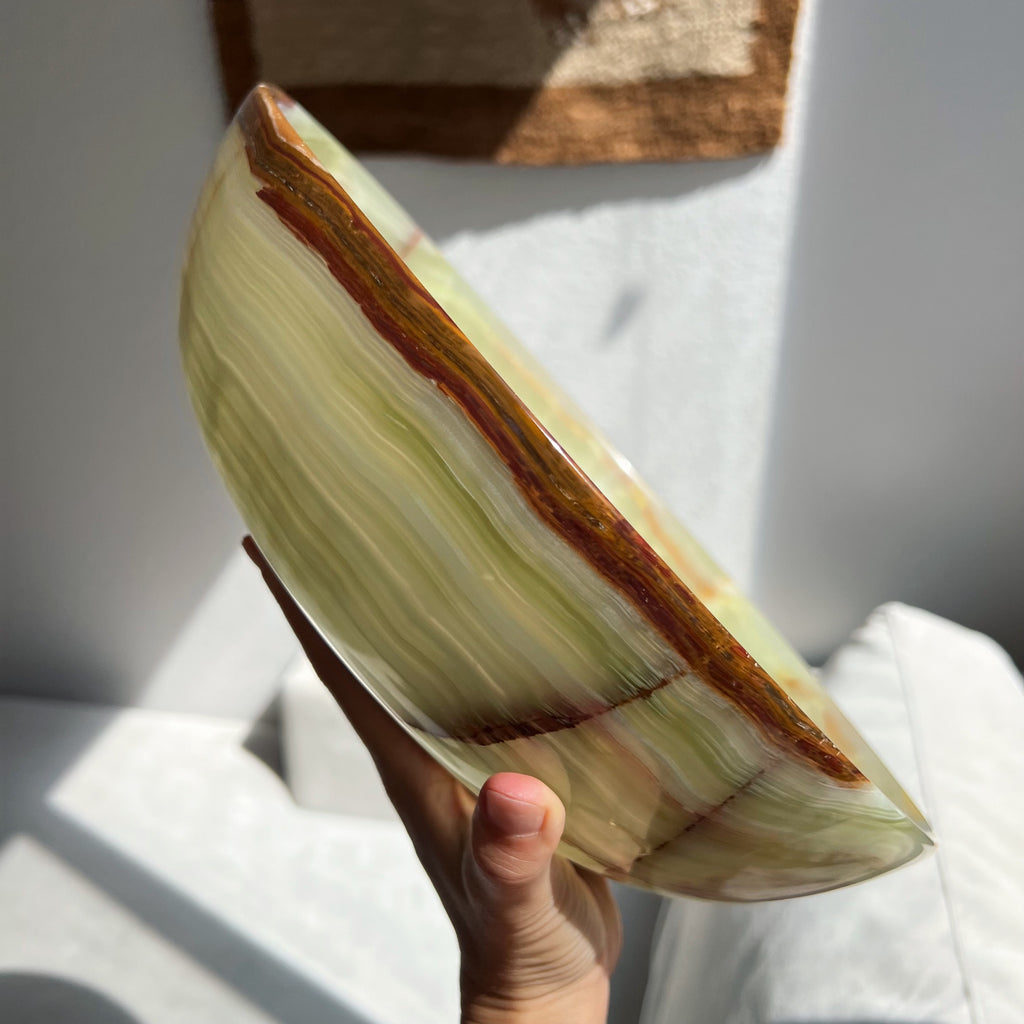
(642, 767, 770, 860)
(237, 85, 864, 785)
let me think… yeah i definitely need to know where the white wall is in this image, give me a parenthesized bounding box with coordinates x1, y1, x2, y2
(5, 1, 1019, 706)
(2, 0, 812, 713)
(2, 2, 245, 705)
(756, 1, 1024, 667)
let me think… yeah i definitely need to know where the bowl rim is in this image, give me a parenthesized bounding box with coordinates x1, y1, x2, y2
(236, 83, 877, 780)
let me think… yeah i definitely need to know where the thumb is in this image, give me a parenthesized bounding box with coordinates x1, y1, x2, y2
(468, 773, 566, 910)
(462, 775, 615, 1017)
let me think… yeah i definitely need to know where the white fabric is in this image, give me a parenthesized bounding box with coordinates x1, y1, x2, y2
(280, 655, 396, 820)
(0, 698, 459, 1024)
(641, 603, 1024, 1024)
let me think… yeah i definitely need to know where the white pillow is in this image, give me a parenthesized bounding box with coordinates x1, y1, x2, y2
(280, 654, 397, 820)
(640, 603, 1024, 1024)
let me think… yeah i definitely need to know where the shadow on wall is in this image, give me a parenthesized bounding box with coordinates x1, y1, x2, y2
(0, 974, 142, 1024)
(221, 0, 609, 160)
(756, 0, 1024, 668)
(364, 153, 766, 239)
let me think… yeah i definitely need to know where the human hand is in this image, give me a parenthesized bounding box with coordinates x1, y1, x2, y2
(244, 537, 622, 1024)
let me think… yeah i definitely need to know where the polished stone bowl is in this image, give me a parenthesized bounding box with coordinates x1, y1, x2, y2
(180, 84, 931, 900)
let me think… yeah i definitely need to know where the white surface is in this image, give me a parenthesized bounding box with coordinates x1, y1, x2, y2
(641, 604, 1024, 1024)
(0, 835, 279, 1024)
(0, 697, 460, 1024)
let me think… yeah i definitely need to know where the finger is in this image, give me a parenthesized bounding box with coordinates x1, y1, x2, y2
(242, 536, 443, 795)
(467, 773, 566, 912)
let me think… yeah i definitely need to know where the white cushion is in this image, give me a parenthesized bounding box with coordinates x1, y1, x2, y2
(640, 603, 1024, 1024)
(280, 655, 397, 820)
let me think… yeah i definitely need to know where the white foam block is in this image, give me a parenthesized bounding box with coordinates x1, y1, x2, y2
(280, 656, 397, 821)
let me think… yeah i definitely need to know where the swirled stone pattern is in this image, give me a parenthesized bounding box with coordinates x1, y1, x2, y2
(180, 85, 931, 900)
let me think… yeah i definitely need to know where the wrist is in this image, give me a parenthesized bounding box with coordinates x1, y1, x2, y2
(461, 976, 609, 1024)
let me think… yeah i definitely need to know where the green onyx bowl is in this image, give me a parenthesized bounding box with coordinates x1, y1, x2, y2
(180, 85, 931, 901)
